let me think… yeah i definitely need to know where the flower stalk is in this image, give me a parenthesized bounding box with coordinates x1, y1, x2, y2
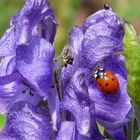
(54, 46, 73, 101)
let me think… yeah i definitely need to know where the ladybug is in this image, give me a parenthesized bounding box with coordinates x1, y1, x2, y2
(92, 68, 119, 94)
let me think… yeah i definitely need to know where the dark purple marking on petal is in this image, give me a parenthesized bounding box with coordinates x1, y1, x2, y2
(0, 79, 41, 115)
(16, 37, 54, 98)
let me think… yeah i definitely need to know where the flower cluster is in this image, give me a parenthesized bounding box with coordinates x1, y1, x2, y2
(0, 1, 132, 140)
(60, 6, 131, 140)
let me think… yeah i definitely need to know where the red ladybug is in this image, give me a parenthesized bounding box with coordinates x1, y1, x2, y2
(92, 68, 119, 94)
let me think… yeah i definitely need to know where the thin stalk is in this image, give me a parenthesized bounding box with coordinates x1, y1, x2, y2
(133, 102, 140, 130)
(54, 70, 62, 101)
(127, 113, 134, 140)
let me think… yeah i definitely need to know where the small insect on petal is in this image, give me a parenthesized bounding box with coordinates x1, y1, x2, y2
(61, 47, 74, 67)
(104, 3, 113, 11)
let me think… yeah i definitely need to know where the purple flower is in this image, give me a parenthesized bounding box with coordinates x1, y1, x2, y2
(0, 0, 56, 95)
(0, 0, 57, 114)
(0, 1, 132, 139)
(61, 7, 131, 139)
(0, 0, 57, 139)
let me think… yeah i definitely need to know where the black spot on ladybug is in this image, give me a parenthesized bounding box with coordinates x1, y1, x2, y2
(112, 78, 114, 81)
(105, 83, 109, 86)
(99, 84, 102, 87)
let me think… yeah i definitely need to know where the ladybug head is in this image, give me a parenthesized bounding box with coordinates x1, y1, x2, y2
(92, 68, 106, 80)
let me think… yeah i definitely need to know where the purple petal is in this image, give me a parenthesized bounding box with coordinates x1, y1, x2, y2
(10, 12, 20, 26)
(56, 121, 76, 140)
(1, 101, 51, 140)
(61, 64, 77, 91)
(61, 89, 91, 137)
(0, 81, 19, 114)
(107, 127, 126, 140)
(88, 56, 131, 130)
(81, 36, 123, 69)
(16, 37, 54, 98)
(0, 28, 16, 57)
(0, 72, 21, 85)
(61, 69, 92, 137)
(80, 10, 124, 69)
(39, 13, 57, 44)
(0, 56, 15, 76)
(0, 80, 41, 114)
(48, 86, 60, 131)
(16, 0, 57, 44)
(56, 121, 103, 140)
(82, 9, 123, 35)
(0, 0, 57, 57)
(0, 135, 15, 140)
(104, 55, 127, 80)
(69, 26, 83, 57)
(5, 56, 16, 75)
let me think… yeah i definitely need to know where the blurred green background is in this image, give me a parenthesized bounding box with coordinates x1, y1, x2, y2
(0, 0, 140, 129)
(1, 0, 140, 55)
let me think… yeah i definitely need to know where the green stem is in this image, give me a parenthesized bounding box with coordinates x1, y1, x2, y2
(133, 101, 140, 130)
(127, 113, 134, 140)
(54, 46, 73, 101)
(54, 70, 62, 101)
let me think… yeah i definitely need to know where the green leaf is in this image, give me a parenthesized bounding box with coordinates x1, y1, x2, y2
(133, 118, 140, 140)
(96, 121, 104, 136)
(0, 115, 6, 129)
(123, 22, 140, 130)
(124, 22, 140, 102)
